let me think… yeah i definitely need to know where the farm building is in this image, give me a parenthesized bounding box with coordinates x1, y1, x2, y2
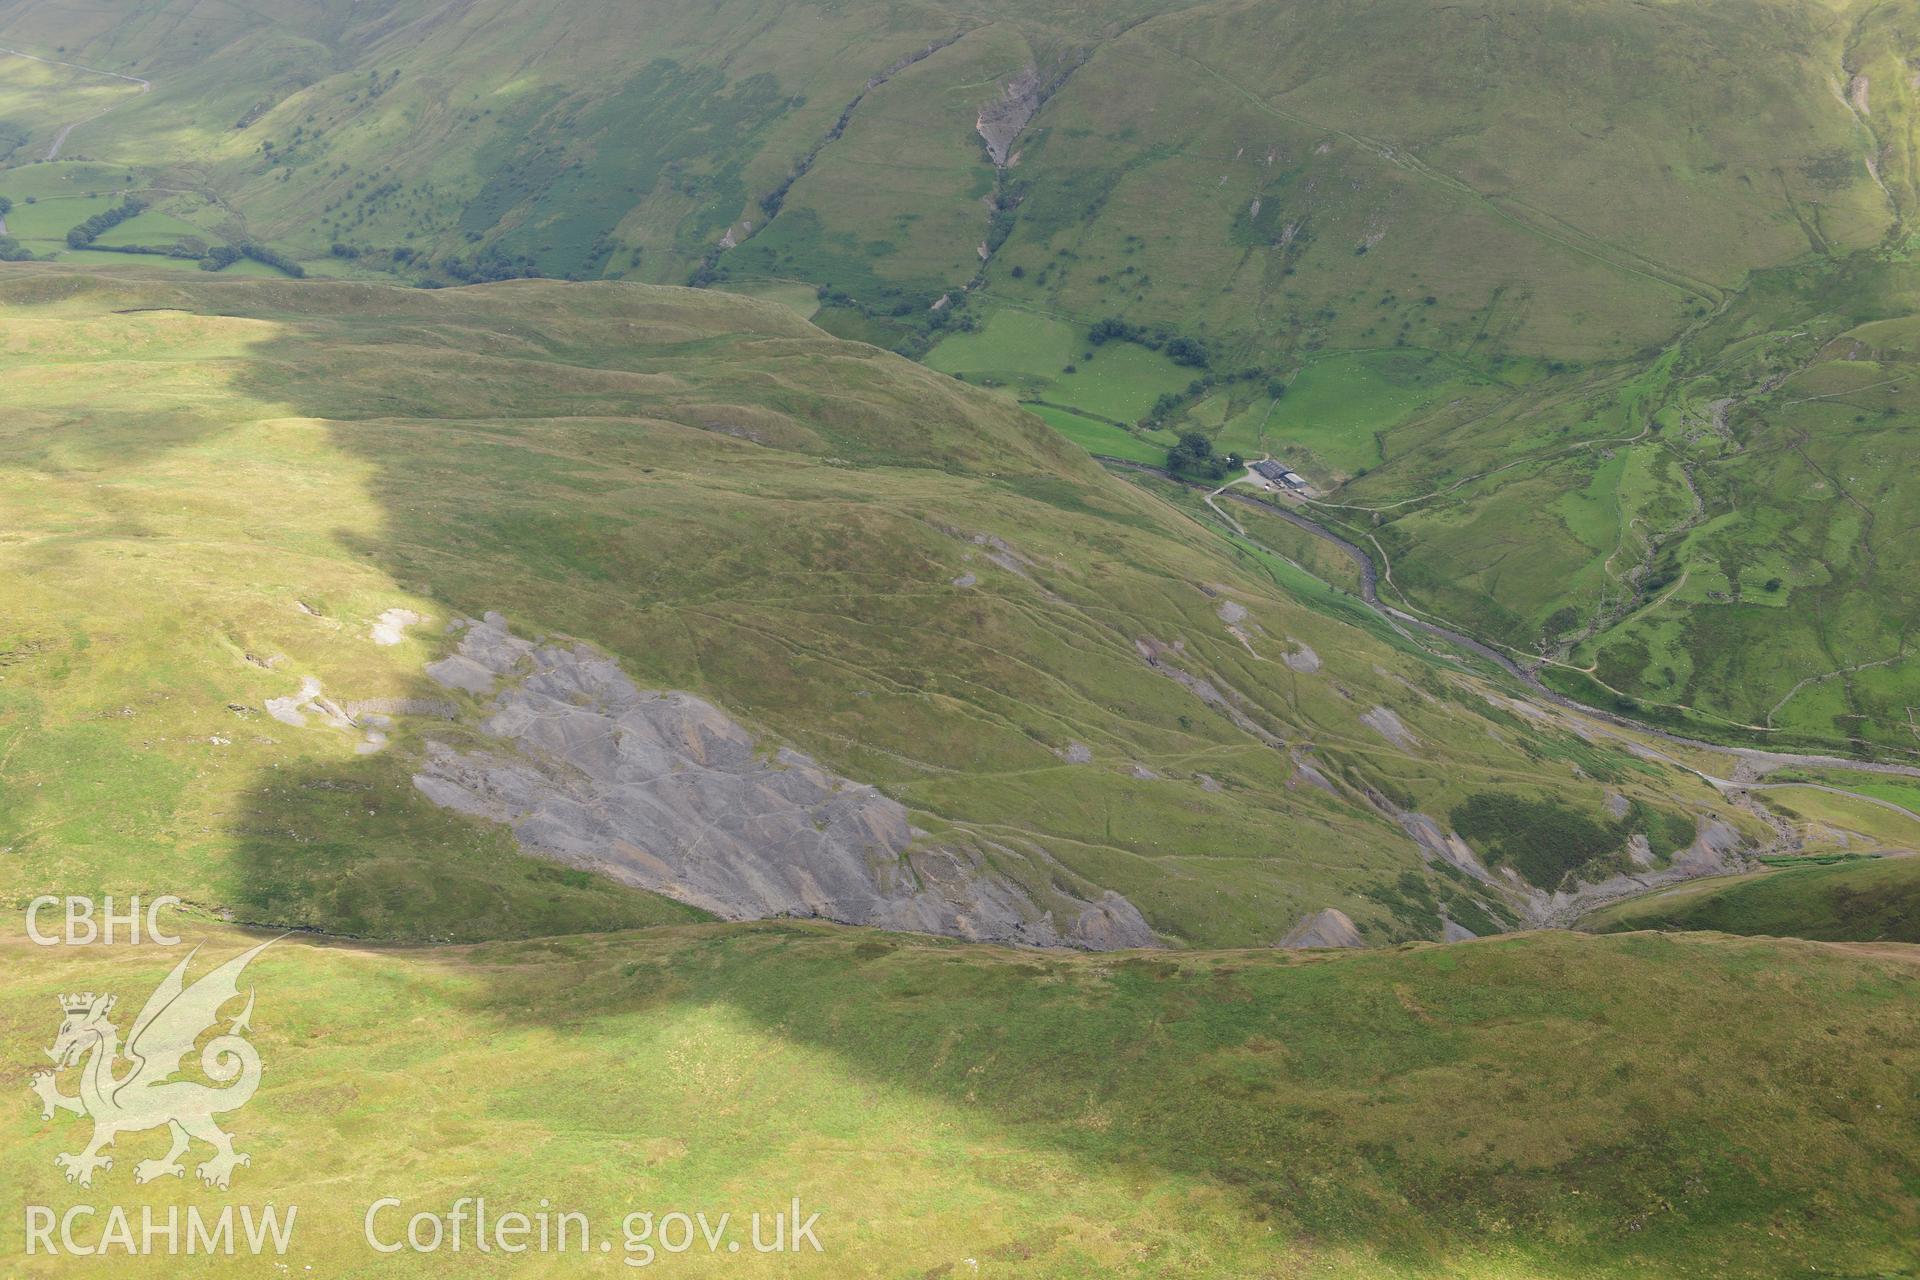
(1251, 460, 1309, 491)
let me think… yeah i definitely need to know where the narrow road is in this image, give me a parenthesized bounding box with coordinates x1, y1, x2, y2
(1100, 455, 1920, 784)
(0, 44, 151, 159)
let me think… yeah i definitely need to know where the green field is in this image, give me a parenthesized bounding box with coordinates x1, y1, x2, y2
(711, 277, 822, 319)
(0, 160, 138, 199)
(0, 191, 118, 241)
(90, 205, 207, 246)
(925, 308, 1196, 423)
(1766, 768, 1920, 817)
(1222, 350, 1494, 479)
(1026, 402, 1172, 463)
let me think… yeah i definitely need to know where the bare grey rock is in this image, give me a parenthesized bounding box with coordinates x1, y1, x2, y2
(1398, 812, 1496, 882)
(1059, 741, 1093, 764)
(971, 532, 1032, 578)
(422, 655, 497, 695)
(265, 676, 352, 730)
(1282, 640, 1321, 673)
(976, 68, 1043, 166)
(1073, 892, 1156, 950)
(415, 617, 1155, 949)
(1280, 908, 1364, 949)
(1134, 636, 1282, 744)
(371, 608, 426, 646)
(346, 696, 457, 721)
(423, 613, 535, 694)
(1362, 705, 1418, 748)
(1288, 752, 1339, 796)
(1442, 920, 1478, 943)
(1604, 792, 1631, 820)
(264, 674, 388, 753)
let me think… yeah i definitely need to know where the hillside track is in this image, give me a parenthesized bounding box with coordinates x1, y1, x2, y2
(1100, 456, 1920, 787)
(0, 43, 151, 159)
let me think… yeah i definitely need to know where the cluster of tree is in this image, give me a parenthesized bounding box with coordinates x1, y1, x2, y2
(0, 196, 20, 260)
(439, 245, 542, 283)
(65, 197, 147, 249)
(1166, 431, 1242, 482)
(78, 237, 208, 261)
(983, 179, 1028, 259)
(798, 283, 973, 357)
(1137, 363, 1289, 433)
(1141, 376, 1214, 428)
(240, 242, 304, 277)
(196, 241, 305, 277)
(1087, 317, 1210, 368)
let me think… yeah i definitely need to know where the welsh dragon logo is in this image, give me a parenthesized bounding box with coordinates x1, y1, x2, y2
(30, 939, 273, 1190)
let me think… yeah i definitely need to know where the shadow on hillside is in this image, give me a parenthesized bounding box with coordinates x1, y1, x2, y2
(191, 277, 1906, 1278)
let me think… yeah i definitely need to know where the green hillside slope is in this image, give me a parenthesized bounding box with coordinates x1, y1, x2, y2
(1585, 853, 1920, 942)
(5, 0, 1918, 756)
(5, 920, 1917, 1277)
(0, 264, 1765, 946)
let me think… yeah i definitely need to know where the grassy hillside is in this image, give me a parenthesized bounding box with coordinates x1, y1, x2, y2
(3, 0, 1919, 755)
(2, 0, 1885, 348)
(0, 15, 1915, 1271)
(1324, 251, 1920, 755)
(1584, 854, 1920, 942)
(0, 263, 1766, 947)
(4, 920, 1917, 1277)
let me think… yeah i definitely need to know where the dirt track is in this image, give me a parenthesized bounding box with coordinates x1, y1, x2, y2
(0, 44, 151, 159)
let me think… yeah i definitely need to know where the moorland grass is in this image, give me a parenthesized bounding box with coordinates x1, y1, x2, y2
(3, 921, 1914, 1277)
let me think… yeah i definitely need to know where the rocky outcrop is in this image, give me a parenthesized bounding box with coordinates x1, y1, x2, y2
(1398, 812, 1496, 882)
(1362, 705, 1418, 748)
(1282, 640, 1321, 674)
(1279, 907, 1364, 949)
(976, 68, 1044, 167)
(413, 615, 1156, 950)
